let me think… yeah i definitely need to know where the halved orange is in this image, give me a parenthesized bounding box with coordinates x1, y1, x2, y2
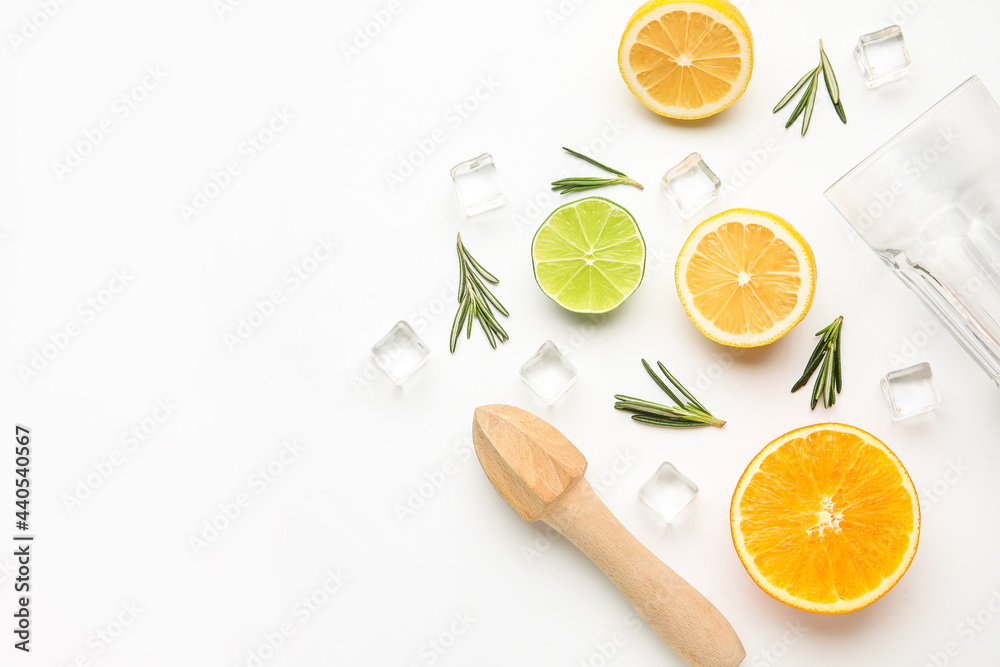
(731, 423, 920, 614)
(618, 0, 753, 119)
(675, 208, 815, 347)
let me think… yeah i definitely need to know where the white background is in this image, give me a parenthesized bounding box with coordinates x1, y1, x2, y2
(4, 0, 1000, 665)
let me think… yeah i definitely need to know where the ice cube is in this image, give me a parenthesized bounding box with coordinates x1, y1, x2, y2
(450, 153, 506, 216)
(638, 462, 699, 523)
(519, 341, 578, 406)
(660, 152, 721, 218)
(881, 362, 940, 421)
(854, 26, 911, 89)
(371, 321, 430, 384)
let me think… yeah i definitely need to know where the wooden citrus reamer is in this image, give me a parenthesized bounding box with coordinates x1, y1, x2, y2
(473, 404, 745, 667)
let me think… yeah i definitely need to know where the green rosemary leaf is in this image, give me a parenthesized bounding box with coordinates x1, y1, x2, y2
(461, 243, 499, 283)
(552, 176, 608, 188)
(801, 69, 820, 136)
(613, 395, 668, 412)
(819, 40, 840, 104)
(477, 312, 497, 348)
(475, 298, 508, 341)
(791, 374, 811, 395)
(467, 270, 509, 317)
(551, 177, 640, 195)
(833, 319, 843, 393)
(561, 147, 627, 177)
(552, 177, 613, 186)
(614, 397, 691, 420)
(792, 340, 827, 391)
(473, 294, 500, 327)
(465, 299, 475, 338)
(821, 351, 835, 408)
(642, 359, 684, 406)
(449, 298, 471, 353)
(455, 241, 467, 297)
(657, 360, 709, 413)
(785, 73, 816, 128)
(810, 369, 823, 409)
(480, 283, 510, 318)
(834, 99, 847, 124)
(774, 66, 818, 113)
(791, 363, 818, 393)
(631, 415, 709, 428)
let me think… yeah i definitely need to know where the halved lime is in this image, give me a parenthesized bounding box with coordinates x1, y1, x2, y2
(531, 197, 646, 313)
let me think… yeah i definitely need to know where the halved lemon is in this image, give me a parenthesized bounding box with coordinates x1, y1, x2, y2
(731, 423, 920, 614)
(618, 0, 753, 119)
(675, 208, 815, 347)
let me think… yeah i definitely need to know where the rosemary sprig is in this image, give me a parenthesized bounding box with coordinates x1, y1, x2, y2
(791, 316, 844, 409)
(449, 234, 509, 353)
(774, 39, 847, 136)
(819, 40, 839, 103)
(551, 147, 643, 194)
(614, 359, 725, 428)
(819, 39, 848, 124)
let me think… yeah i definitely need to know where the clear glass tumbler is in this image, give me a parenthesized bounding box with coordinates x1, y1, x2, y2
(825, 76, 1000, 385)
